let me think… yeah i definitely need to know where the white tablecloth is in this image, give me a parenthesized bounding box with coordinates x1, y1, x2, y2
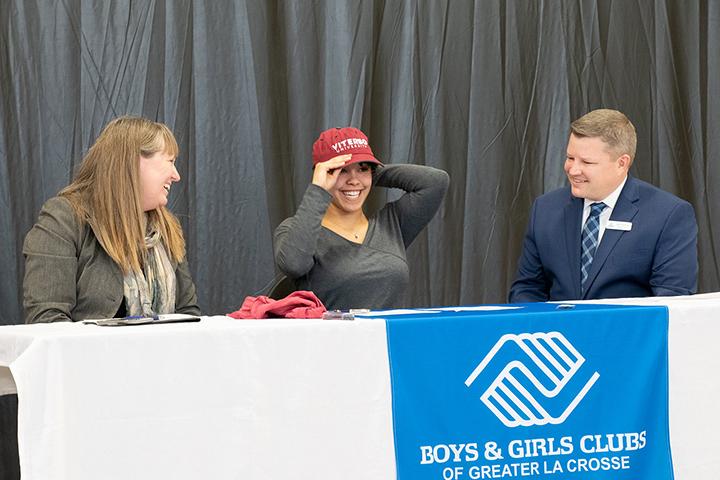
(0, 317, 396, 479)
(588, 292, 720, 478)
(1, 293, 720, 479)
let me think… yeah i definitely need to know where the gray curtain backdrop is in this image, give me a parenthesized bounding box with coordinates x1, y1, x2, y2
(1, 1, 719, 476)
(1, 0, 719, 326)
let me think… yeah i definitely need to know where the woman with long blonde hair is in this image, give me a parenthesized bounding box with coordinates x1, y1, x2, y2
(23, 116, 200, 323)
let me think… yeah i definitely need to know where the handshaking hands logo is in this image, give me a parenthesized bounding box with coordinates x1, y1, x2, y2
(465, 332, 599, 428)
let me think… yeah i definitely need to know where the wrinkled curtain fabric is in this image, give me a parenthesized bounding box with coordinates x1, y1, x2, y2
(1, 1, 719, 326)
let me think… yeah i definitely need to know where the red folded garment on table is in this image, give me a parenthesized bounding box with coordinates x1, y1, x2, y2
(228, 290, 327, 319)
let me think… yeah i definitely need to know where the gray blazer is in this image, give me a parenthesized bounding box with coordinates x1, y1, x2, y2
(23, 196, 200, 323)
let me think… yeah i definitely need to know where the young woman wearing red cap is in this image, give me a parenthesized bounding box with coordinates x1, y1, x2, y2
(274, 127, 449, 310)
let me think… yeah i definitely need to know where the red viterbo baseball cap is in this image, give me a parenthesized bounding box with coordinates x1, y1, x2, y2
(312, 127, 383, 167)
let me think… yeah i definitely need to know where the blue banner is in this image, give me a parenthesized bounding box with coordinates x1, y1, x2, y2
(381, 303, 672, 480)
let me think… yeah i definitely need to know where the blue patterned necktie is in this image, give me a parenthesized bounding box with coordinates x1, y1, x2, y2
(580, 202, 607, 291)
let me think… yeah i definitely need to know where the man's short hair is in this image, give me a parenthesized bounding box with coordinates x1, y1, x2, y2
(570, 109, 637, 162)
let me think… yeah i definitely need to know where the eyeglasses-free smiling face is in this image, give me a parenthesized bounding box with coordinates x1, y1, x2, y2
(138, 150, 180, 212)
(564, 134, 630, 201)
(327, 162, 373, 213)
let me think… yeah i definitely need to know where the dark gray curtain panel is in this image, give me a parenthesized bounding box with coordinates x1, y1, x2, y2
(1, 0, 719, 325)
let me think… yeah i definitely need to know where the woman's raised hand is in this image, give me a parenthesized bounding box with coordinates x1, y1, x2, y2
(312, 154, 351, 192)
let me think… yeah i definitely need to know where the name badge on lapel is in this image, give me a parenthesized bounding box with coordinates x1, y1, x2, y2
(607, 220, 632, 231)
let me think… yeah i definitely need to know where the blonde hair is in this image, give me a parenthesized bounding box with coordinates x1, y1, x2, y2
(571, 109, 637, 163)
(60, 116, 186, 273)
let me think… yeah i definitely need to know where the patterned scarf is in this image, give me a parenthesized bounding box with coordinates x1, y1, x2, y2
(123, 226, 176, 316)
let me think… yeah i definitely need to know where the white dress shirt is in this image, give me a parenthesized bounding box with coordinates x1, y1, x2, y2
(581, 177, 627, 244)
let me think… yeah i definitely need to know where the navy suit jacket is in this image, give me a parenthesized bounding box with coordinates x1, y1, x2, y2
(509, 176, 698, 302)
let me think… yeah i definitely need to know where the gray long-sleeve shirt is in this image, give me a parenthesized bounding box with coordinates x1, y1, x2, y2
(274, 164, 449, 310)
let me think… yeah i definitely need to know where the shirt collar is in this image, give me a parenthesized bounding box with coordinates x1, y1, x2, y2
(583, 176, 628, 211)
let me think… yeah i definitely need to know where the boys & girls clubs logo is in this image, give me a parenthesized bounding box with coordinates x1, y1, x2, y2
(417, 332, 650, 480)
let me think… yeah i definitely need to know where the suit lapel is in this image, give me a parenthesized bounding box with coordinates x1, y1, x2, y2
(563, 194, 584, 300)
(582, 177, 639, 298)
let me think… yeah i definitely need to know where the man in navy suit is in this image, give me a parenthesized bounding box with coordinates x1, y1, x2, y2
(509, 109, 698, 302)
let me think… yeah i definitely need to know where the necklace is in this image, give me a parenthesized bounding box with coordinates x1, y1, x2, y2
(322, 217, 367, 242)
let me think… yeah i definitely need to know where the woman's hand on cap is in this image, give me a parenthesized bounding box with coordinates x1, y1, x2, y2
(312, 154, 351, 192)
